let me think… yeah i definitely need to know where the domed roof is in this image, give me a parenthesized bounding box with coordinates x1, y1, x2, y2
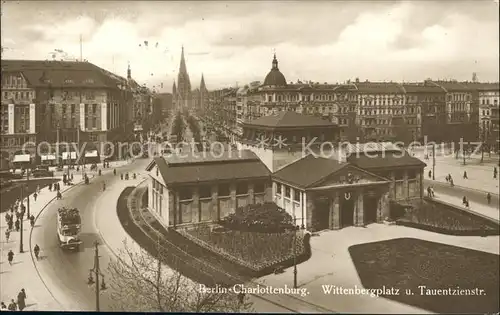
(263, 54, 287, 87)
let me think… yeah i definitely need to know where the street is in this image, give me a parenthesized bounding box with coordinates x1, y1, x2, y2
(424, 179, 499, 208)
(31, 160, 148, 311)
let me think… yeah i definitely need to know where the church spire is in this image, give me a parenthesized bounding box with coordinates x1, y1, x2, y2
(179, 46, 187, 73)
(172, 80, 177, 95)
(271, 53, 279, 70)
(200, 73, 206, 91)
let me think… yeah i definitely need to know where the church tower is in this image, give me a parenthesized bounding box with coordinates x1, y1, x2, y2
(199, 73, 208, 109)
(173, 46, 192, 110)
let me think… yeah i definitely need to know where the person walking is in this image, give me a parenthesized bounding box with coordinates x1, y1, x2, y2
(487, 193, 492, 205)
(56, 191, 62, 200)
(14, 219, 20, 232)
(33, 192, 38, 201)
(34, 244, 40, 260)
(7, 300, 16, 311)
(29, 215, 35, 228)
(7, 250, 14, 265)
(430, 186, 435, 197)
(120, 173, 123, 180)
(463, 171, 468, 179)
(7, 219, 13, 231)
(17, 289, 26, 311)
(113, 168, 116, 176)
(5, 229, 10, 242)
(494, 166, 498, 179)
(48, 183, 52, 191)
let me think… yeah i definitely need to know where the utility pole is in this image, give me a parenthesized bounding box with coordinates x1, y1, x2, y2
(481, 128, 485, 163)
(432, 144, 436, 180)
(26, 170, 30, 217)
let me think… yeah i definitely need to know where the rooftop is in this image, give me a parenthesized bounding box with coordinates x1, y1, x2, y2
(244, 111, 336, 129)
(343, 142, 403, 154)
(272, 154, 347, 188)
(347, 151, 426, 169)
(148, 150, 271, 186)
(353, 82, 405, 94)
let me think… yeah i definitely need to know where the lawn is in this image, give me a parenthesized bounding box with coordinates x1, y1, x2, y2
(0, 178, 58, 213)
(396, 200, 499, 235)
(349, 238, 499, 313)
(183, 224, 306, 271)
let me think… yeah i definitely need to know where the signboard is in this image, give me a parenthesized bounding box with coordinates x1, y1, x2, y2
(79, 103, 85, 130)
(8, 104, 14, 134)
(29, 103, 36, 134)
(101, 103, 107, 131)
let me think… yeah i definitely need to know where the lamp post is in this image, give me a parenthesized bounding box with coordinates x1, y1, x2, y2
(293, 207, 298, 289)
(432, 144, 436, 180)
(87, 241, 107, 311)
(19, 185, 24, 253)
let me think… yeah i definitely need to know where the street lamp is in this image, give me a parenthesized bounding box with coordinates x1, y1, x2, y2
(293, 208, 298, 289)
(87, 241, 107, 311)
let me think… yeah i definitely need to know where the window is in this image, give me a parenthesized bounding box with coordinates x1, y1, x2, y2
(293, 189, 300, 202)
(285, 186, 291, 198)
(276, 183, 282, 194)
(71, 104, 75, 114)
(218, 183, 230, 196)
(92, 104, 97, 114)
(199, 185, 211, 199)
(179, 188, 192, 200)
(254, 182, 265, 194)
(236, 182, 247, 195)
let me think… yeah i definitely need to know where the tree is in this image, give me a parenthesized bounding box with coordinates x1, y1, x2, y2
(107, 242, 253, 312)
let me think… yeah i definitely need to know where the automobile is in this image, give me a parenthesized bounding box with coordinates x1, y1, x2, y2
(0, 171, 22, 180)
(31, 169, 54, 178)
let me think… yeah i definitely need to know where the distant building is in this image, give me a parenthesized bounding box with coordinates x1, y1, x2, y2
(172, 47, 192, 111)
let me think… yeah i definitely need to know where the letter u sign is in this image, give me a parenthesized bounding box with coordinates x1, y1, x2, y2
(344, 192, 351, 200)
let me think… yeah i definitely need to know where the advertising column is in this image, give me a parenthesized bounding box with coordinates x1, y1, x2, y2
(8, 104, 14, 134)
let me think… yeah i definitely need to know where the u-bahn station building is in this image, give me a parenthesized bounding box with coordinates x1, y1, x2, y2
(146, 111, 426, 231)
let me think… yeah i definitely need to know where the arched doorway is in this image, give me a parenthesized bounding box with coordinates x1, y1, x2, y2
(340, 191, 355, 227)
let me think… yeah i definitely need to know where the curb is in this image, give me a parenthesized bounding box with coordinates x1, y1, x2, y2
(27, 175, 92, 310)
(424, 179, 500, 197)
(429, 196, 500, 225)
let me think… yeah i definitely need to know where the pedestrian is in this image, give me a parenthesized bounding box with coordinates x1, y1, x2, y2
(494, 167, 498, 179)
(7, 220, 13, 231)
(120, 173, 123, 180)
(450, 177, 454, 187)
(113, 169, 116, 176)
(15, 219, 20, 232)
(463, 171, 468, 179)
(30, 215, 35, 228)
(34, 244, 40, 260)
(56, 191, 62, 200)
(70, 173, 73, 181)
(17, 289, 26, 311)
(5, 212, 11, 223)
(465, 199, 470, 208)
(462, 196, 468, 207)
(34, 192, 38, 201)
(487, 193, 492, 205)
(133, 173, 136, 179)
(427, 186, 432, 198)
(5, 229, 10, 242)
(7, 250, 14, 265)
(48, 183, 52, 191)
(430, 186, 435, 197)
(7, 300, 16, 311)
(0, 302, 6, 310)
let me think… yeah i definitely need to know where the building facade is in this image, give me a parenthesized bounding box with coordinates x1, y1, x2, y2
(1, 59, 137, 164)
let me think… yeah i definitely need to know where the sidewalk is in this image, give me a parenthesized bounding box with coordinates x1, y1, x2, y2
(0, 175, 86, 311)
(0, 160, 129, 311)
(432, 193, 500, 223)
(419, 154, 499, 195)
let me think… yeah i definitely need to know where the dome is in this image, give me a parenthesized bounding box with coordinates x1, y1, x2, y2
(263, 54, 287, 87)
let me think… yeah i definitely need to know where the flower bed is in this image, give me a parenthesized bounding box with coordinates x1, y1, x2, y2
(396, 200, 499, 236)
(218, 202, 295, 233)
(182, 224, 307, 271)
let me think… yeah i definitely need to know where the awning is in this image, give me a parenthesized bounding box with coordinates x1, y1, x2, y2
(13, 154, 31, 163)
(62, 152, 78, 160)
(41, 154, 56, 161)
(85, 150, 98, 158)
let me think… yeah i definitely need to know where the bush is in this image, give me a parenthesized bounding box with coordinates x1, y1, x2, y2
(218, 202, 295, 233)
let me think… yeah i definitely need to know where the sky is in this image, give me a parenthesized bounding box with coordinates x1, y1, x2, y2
(1, 0, 499, 93)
